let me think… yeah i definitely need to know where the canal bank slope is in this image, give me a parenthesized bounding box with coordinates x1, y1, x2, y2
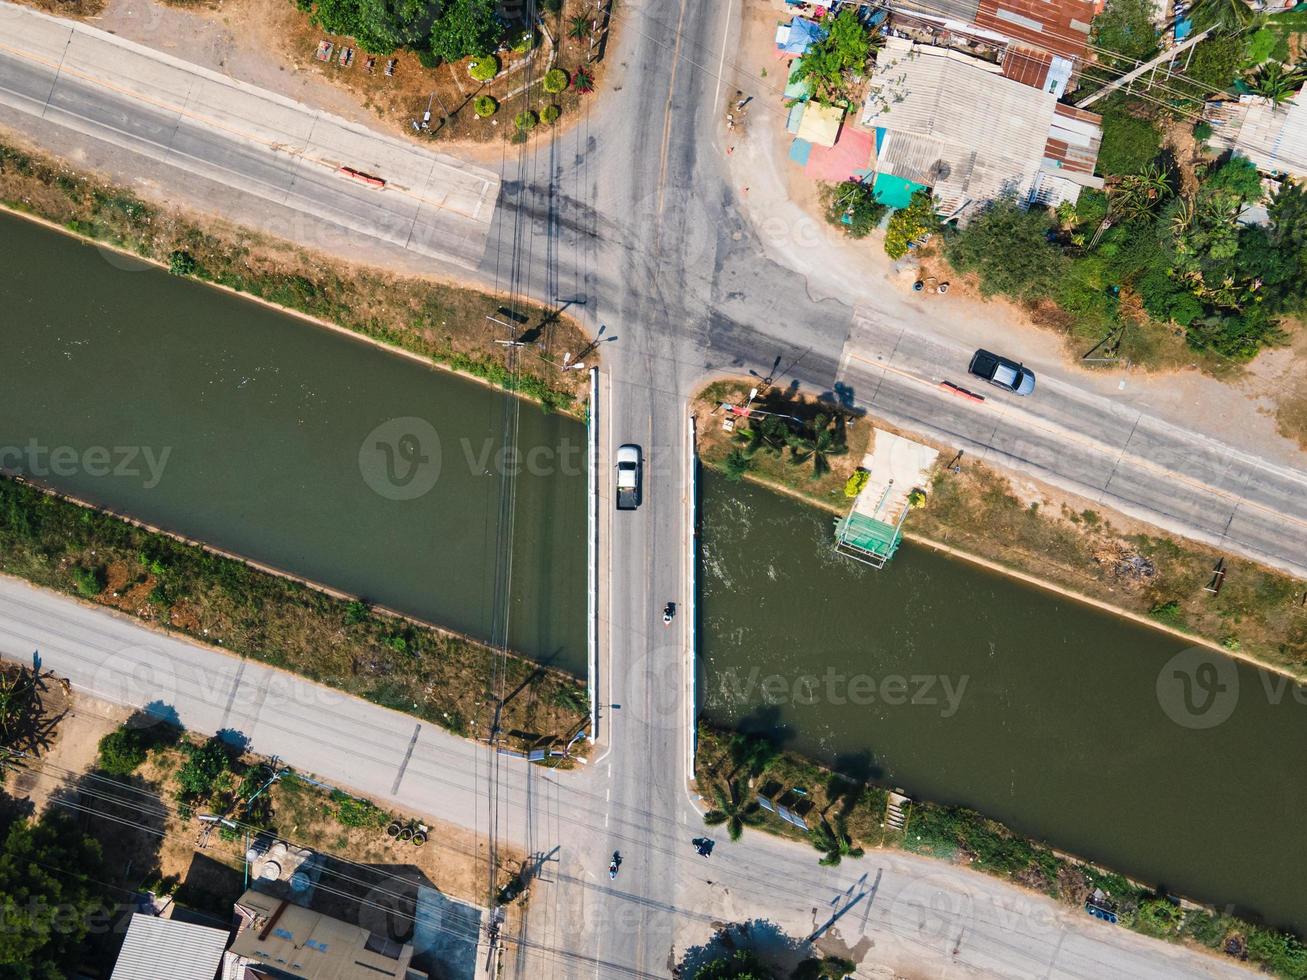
(695, 380, 1307, 679)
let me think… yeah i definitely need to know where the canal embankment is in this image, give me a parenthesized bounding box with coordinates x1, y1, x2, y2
(697, 467, 1307, 950)
(695, 379, 1307, 679)
(0, 135, 587, 414)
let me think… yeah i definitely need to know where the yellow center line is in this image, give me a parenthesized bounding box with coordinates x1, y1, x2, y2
(0, 35, 486, 220)
(846, 349, 1307, 534)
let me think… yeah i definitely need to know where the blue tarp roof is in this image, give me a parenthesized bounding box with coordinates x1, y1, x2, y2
(778, 18, 826, 55)
(789, 139, 813, 166)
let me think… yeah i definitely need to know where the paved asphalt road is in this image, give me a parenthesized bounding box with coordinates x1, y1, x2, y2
(0, 3, 499, 268)
(0, 0, 1302, 976)
(0, 577, 1254, 980)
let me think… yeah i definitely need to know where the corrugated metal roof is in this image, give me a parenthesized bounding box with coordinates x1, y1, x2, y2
(1208, 92, 1307, 177)
(974, 0, 1096, 61)
(864, 38, 1100, 203)
(111, 914, 229, 980)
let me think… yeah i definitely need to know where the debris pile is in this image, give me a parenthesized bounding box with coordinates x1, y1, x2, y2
(1094, 544, 1157, 583)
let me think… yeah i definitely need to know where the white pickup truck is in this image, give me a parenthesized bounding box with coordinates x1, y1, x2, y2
(616, 444, 642, 511)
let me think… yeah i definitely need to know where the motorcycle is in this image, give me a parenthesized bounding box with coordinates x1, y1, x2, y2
(609, 851, 622, 879)
(663, 602, 675, 625)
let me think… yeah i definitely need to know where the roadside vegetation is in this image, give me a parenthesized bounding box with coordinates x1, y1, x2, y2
(696, 380, 1307, 675)
(696, 726, 1307, 978)
(0, 137, 586, 413)
(0, 477, 589, 744)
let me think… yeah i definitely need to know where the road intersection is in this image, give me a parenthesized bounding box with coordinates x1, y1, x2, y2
(0, 0, 1303, 975)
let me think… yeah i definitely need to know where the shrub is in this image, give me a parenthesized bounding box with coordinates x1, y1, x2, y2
(175, 736, 232, 802)
(542, 68, 569, 94)
(541, 104, 561, 124)
(1193, 120, 1212, 143)
(331, 790, 387, 829)
(71, 565, 104, 598)
(822, 180, 885, 239)
(884, 188, 938, 258)
(512, 30, 536, 53)
(722, 449, 752, 482)
(514, 109, 538, 132)
(474, 95, 498, 118)
(96, 727, 148, 777)
(168, 250, 197, 276)
(574, 67, 595, 93)
(468, 55, 499, 82)
(945, 199, 1066, 301)
(1097, 108, 1163, 176)
(907, 488, 927, 508)
(843, 469, 869, 498)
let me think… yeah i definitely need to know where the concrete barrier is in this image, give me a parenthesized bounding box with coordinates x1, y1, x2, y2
(686, 413, 699, 778)
(587, 367, 599, 741)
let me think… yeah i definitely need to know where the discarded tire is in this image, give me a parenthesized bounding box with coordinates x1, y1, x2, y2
(386, 821, 403, 838)
(411, 832, 427, 847)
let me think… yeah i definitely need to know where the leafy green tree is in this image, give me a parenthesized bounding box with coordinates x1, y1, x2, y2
(474, 95, 498, 118)
(945, 200, 1066, 301)
(1184, 33, 1248, 91)
(809, 816, 864, 866)
(541, 104, 561, 124)
(429, 0, 501, 63)
(1091, 0, 1160, 69)
(1097, 107, 1164, 176)
(0, 811, 108, 979)
(175, 736, 232, 803)
(792, 955, 857, 979)
(787, 414, 847, 478)
(789, 9, 872, 102)
(884, 188, 938, 258)
(695, 950, 774, 980)
(821, 180, 885, 239)
(309, 0, 429, 54)
(96, 726, 149, 777)
(702, 778, 763, 841)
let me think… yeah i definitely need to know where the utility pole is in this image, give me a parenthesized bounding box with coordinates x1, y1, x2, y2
(1075, 28, 1212, 108)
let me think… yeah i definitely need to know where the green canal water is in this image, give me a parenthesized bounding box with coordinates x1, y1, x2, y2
(700, 471, 1307, 934)
(0, 211, 586, 674)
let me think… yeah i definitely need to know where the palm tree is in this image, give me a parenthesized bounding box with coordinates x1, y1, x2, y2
(1247, 60, 1307, 103)
(725, 733, 778, 781)
(788, 414, 847, 479)
(1187, 0, 1256, 33)
(702, 779, 764, 841)
(735, 414, 790, 459)
(809, 816, 865, 867)
(1112, 164, 1172, 220)
(567, 14, 590, 40)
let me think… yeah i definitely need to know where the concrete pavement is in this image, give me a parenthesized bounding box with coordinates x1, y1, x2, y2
(0, 1, 498, 268)
(0, 575, 1254, 979)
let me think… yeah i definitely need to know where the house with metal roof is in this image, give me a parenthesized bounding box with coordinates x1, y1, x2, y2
(890, 0, 1095, 96)
(1206, 90, 1307, 178)
(862, 37, 1104, 219)
(110, 913, 230, 980)
(223, 889, 418, 980)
